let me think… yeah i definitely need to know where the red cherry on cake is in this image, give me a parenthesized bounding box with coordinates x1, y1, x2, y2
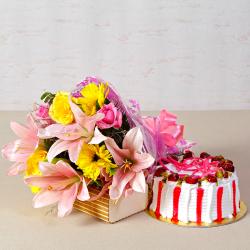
(223, 171, 229, 178)
(222, 162, 235, 172)
(185, 176, 199, 184)
(168, 173, 179, 182)
(224, 159, 233, 165)
(212, 155, 224, 162)
(183, 151, 194, 160)
(154, 168, 166, 177)
(206, 175, 217, 183)
(200, 152, 210, 159)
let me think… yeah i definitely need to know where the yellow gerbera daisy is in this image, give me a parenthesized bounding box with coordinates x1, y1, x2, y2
(26, 147, 47, 193)
(76, 144, 117, 181)
(49, 91, 74, 125)
(72, 83, 109, 116)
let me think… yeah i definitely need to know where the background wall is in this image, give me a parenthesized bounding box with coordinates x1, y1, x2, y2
(0, 0, 250, 111)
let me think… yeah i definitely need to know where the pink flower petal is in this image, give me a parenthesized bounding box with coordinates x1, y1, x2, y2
(161, 125, 184, 147)
(69, 98, 104, 135)
(55, 160, 79, 178)
(142, 116, 156, 135)
(10, 122, 31, 139)
(1, 113, 39, 176)
(83, 113, 104, 135)
(159, 109, 177, 123)
(70, 98, 104, 123)
(58, 183, 79, 217)
(24, 176, 68, 189)
(8, 162, 26, 176)
(113, 110, 122, 129)
(122, 127, 143, 153)
(47, 139, 72, 162)
(88, 128, 107, 145)
(100, 168, 111, 182)
(68, 139, 84, 163)
(105, 137, 129, 166)
(2, 140, 34, 162)
(69, 99, 87, 125)
(32, 189, 62, 208)
(39, 162, 58, 176)
(26, 113, 38, 133)
(88, 181, 111, 201)
(38, 124, 59, 139)
(77, 179, 90, 201)
(38, 123, 83, 141)
(129, 171, 146, 193)
(133, 152, 155, 172)
(109, 169, 135, 200)
(96, 102, 122, 129)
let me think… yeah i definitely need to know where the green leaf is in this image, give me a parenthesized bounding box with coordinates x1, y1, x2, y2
(43, 138, 57, 151)
(40, 91, 55, 104)
(40, 92, 50, 100)
(90, 180, 102, 187)
(108, 167, 116, 176)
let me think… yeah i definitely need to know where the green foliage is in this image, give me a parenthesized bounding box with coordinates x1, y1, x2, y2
(43, 138, 70, 162)
(90, 180, 102, 188)
(41, 92, 55, 104)
(100, 114, 130, 148)
(107, 167, 116, 176)
(43, 138, 57, 151)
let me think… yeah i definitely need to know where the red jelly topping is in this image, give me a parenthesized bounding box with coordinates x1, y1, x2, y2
(172, 186, 181, 223)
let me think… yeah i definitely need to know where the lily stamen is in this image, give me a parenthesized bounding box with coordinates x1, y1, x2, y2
(121, 159, 133, 173)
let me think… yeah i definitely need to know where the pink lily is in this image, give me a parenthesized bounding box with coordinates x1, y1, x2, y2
(24, 160, 90, 217)
(105, 127, 154, 200)
(38, 100, 106, 163)
(2, 114, 39, 176)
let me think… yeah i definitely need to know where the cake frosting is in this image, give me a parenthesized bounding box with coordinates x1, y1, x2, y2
(150, 152, 241, 224)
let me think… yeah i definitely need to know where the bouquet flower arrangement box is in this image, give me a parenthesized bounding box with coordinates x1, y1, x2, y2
(2, 77, 154, 222)
(2, 76, 186, 223)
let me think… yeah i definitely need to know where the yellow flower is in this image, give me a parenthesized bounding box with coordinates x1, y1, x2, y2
(76, 144, 117, 181)
(73, 83, 109, 116)
(49, 91, 74, 125)
(26, 148, 47, 193)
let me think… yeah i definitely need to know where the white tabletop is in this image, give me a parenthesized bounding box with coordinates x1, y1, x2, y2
(0, 111, 249, 250)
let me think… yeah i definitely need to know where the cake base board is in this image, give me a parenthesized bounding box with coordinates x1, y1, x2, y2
(147, 201, 247, 227)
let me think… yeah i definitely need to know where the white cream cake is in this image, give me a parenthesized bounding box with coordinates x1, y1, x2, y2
(150, 153, 240, 224)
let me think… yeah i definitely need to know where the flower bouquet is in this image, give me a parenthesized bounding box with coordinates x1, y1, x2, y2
(2, 76, 188, 223)
(2, 76, 157, 222)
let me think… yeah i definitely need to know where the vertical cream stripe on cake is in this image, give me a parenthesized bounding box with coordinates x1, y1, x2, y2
(150, 177, 163, 212)
(187, 185, 198, 222)
(218, 178, 233, 219)
(159, 182, 168, 218)
(201, 182, 217, 223)
(178, 183, 197, 223)
(230, 173, 240, 213)
(165, 182, 176, 219)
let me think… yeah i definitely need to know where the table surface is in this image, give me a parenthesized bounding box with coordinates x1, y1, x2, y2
(0, 111, 249, 250)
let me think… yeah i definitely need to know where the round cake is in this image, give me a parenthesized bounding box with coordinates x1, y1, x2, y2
(150, 152, 241, 224)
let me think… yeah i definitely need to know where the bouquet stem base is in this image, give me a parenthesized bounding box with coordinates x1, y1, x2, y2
(74, 186, 148, 223)
(147, 201, 247, 227)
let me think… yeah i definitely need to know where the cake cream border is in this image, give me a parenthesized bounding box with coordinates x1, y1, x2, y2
(147, 201, 247, 227)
